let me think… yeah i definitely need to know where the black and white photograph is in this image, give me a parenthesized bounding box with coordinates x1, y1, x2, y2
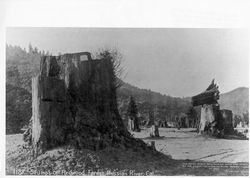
(1, 0, 250, 177)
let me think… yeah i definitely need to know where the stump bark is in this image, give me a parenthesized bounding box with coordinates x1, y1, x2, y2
(192, 80, 232, 136)
(220, 109, 234, 134)
(199, 104, 217, 134)
(31, 52, 130, 155)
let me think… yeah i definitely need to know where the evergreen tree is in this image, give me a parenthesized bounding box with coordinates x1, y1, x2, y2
(146, 108, 155, 127)
(28, 43, 33, 53)
(127, 96, 138, 116)
(243, 111, 249, 126)
(186, 106, 198, 128)
(127, 96, 140, 132)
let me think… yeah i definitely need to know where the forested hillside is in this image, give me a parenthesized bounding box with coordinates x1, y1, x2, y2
(6, 84, 31, 134)
(117, 81, 192, 123)
(6, 44, 193, 133)
(6, 44, 48, 134)
(6, 44, 248, 134)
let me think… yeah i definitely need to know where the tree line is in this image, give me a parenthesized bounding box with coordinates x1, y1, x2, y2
(6, 44, 197, 134)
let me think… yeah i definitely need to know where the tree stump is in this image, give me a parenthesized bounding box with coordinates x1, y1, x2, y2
(150, 124, 159, 137)
(220, 109, 234, 134)
(30, 52, 129, 156)
(127, 118, 134, 131)
(151, 141, 156, 150)
(199, 104, 216, 134)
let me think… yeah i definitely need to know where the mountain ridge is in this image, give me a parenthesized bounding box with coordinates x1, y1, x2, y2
(118, 81, 249, 116)
(219, 87, 249, 115)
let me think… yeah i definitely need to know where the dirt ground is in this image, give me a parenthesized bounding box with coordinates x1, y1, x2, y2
(5, 129, 249, 176)
(132, 128, 249, 163)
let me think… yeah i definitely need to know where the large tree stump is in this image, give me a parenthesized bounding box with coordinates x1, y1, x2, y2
(192, 80, 228, 136)
(31, 52, 129, 155)
(200, 105, 213, 133)
(220, 109, 234, 134)
(31, 76, 70, 156)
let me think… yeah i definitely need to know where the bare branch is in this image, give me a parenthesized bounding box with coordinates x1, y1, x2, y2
(96, 48, 125, 89)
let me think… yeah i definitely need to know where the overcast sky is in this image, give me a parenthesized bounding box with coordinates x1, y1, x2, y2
(6, 28, 249, 97)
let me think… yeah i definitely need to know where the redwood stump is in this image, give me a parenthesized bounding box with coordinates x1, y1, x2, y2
(31, 76, 71, 156)
(30, 52, 130, 156)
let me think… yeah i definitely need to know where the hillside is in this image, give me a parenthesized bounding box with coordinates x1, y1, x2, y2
(5, 44, 249, 134)
(117, 81, 192, 122)
(118, 81, 190, 104)
(219, 87, 249, 116)
(6, 84, 32, 134)
(6, 44, 193, 133)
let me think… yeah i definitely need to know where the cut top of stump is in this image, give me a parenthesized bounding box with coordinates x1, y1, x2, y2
(191, 79, 220, 107)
